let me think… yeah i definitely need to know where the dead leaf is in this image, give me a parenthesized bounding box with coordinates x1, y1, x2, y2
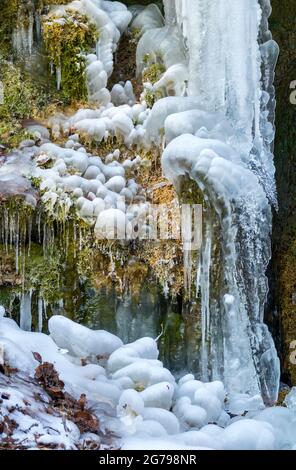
(32, 352, 43, 364)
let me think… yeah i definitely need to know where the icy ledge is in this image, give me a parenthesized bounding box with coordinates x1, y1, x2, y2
(0, 311, 295, 450)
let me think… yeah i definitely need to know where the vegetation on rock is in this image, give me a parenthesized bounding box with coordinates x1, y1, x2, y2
(42, 11, 98, 102)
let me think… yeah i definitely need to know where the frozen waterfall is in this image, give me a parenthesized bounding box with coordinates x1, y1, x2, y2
(159, 0, 280, 402)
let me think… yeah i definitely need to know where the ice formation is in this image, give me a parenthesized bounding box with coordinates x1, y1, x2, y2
(26, 134, 148, 235)
(0, 0, 291, 451)
(142, 0, 280, 403)
(43, 0, 132, 103)
(1, 313, 295, 450)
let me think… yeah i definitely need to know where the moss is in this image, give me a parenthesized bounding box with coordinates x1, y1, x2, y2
(178, 175, 205, 206)
(0, 60, 39, 120)
(277, 389, 289, 406)
(23, 246, 62, 304)
(142, 58, 166, 107)
(29, 177, 43, 190)
(0, 59, 53, 147)
(0, 0, 18, 58)
(44, 0, 71, 4)
(0, 123, 33, 148)
(42, 11, 98, 102)
(142, 62, 166, 85)
(130, 28, 142, 46)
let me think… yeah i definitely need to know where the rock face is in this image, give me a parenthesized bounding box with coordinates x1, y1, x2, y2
(268, 0, 296, 385)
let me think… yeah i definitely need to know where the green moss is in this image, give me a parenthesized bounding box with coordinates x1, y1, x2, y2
(23, 245, 62, 304)
(0, 0, 18, 58)
(29, 177, 43, 190)
(130, 27, 142, 45)
(0, 60, 37, 120)
(42, 11, 98, 102)
(0, 123, 33, 148)
(178, 175, 205, 206)
(142, 61, 165, 84)
(0, 59, 52, 147)
(142, 60, 166, 107)
(44, 0, 71, 4)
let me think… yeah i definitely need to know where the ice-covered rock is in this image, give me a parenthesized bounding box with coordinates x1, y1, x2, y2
(94, 208, 128, 239)
(144, 97, 202, 144)
(108, 337, 160, 373)
(136, 26, 186, 77)
(48, 315, 123, 358)
(105, 175, 126, 193)
(112, 362, 175, 389)
(84, 165, 102, 180)
(153, 63, 188, 98)
(131, 4, 164, 36)
(222, 419, 276, 450)
(164, 109, 235, 145)
(118, 389, 145, 418)
(284, 387, 296, 411)
(139, 382, 175, 410)
(143, 408, 180, 435)
(252, 407, 296, 449)
(0, 305, 5, 319)
(75, 119, 107, 142)
(111, 81, 136, 107)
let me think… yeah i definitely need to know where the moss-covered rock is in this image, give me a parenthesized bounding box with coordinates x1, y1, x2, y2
(42, 10, 98, 102)
(0, 0, 19, 58)
(268, 0, 296, 385)
(0, 59, 52, 147)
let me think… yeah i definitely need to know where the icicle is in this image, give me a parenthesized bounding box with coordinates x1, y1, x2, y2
(56, 65, 62, 91)
(28, 12, 34, 55)
(35, 11, 41, 42)
(38, 297, 43, 333)
(181, 205, 192, 295)
(200, 221, 212, 380)
(15, 213, 19, 275)
(20, 291, 32, 332)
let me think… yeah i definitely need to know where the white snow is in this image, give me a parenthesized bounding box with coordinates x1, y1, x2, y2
(48, 315, 122, 358)
(0, 312, 296, 450)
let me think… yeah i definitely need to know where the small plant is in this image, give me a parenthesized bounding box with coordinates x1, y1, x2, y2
(141, 55, 166, 107)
